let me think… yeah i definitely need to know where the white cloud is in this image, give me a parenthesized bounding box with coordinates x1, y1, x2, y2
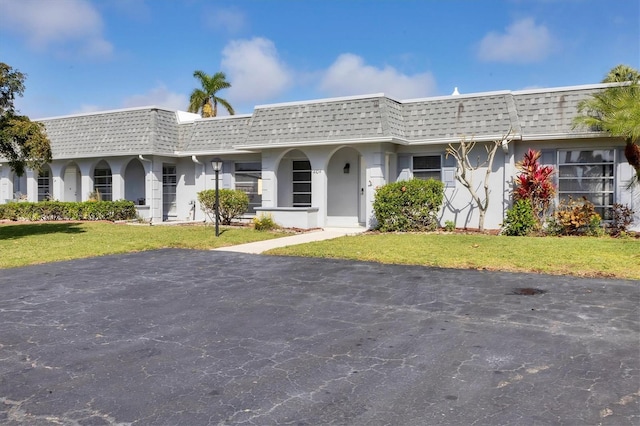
(0, 0, 113, 58)
(122, 84, 189, 111)
(204, 7, 247, 34)
(320, 54, 436, 99)
(477, 18, 554, 63)
(221, 37, 293, 103)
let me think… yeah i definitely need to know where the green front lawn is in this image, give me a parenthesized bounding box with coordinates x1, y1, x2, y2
(0, 221, 283, 269)
(266, 232, 640, 280)
(2, 222, 639, 280)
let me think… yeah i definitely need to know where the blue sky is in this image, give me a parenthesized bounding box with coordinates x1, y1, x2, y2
(1, 0, 638, 119)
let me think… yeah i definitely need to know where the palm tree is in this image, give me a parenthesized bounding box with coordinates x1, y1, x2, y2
(603, 64, 640, 83)
(188, 71, 235, 117)
(574, 65, 640, 184)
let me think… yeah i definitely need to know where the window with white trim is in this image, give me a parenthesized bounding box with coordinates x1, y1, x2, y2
(94, 166, 112, 201)
(558, 149, 615, 220)
(412, 155, 442, 180)
(292, 160, 312, 207)
(38, 169, 51, 201)
(235, 162, 262, 214)
(163, 164, 177, 219)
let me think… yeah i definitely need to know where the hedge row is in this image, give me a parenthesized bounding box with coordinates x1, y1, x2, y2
(0, 200, 138, 222)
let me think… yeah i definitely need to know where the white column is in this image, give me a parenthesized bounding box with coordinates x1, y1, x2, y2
(77, 162, 94, 201)
(50, 162, 65, 201)
(25, 169, 38, 202)
(109, 159, 126, 201)
(260, 151, 278, 208)
(0, 165, 10, 202)
(149, 158, 163, 223)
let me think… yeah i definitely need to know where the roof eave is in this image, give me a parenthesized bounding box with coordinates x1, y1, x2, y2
(176, 149, 257, 156)
(234, 136, 408, 150)
(407, 134, 523, 145)
(520, 132, 612, 141)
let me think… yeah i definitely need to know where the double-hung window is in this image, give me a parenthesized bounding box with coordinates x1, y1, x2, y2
(557, 149, 615, 220)
(413, 155, 442, 180)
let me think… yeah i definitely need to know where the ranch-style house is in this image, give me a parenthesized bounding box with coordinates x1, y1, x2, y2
(1, 83, 638, 231)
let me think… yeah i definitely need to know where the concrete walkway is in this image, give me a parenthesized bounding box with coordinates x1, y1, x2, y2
(214, 226, 367, 254)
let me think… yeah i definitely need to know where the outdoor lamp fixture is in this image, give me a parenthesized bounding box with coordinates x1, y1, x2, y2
(343, 162, 350, 174)
(211, 158, 223, 237)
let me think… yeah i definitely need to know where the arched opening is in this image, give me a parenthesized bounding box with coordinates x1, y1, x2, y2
(37, 165, 52, 201)
(93, 160, 112, 201)
(327, 147, 362, 226)
(124, 158, 146, 205)
(277, 149, 311, 207)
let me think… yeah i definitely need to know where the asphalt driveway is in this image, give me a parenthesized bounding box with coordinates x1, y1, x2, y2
(0, 249, 638, 425)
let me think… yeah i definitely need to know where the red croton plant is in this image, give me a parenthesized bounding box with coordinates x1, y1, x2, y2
(514, 149, 556, 224)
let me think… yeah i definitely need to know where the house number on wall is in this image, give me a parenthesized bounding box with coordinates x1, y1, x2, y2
(312, 170, 322, 174)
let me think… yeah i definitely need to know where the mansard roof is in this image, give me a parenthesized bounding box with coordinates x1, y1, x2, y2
(39, 107, 179, 159)
(36, 83, 612, 160)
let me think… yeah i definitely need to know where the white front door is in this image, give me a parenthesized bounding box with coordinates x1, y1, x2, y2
(64, 166, 79, 201)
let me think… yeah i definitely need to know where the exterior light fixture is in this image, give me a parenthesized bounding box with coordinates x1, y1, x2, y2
(211, 158, 223, 236)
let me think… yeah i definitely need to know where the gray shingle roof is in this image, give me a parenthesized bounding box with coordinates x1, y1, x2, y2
(36, 84, 611, 160)
(241, 95, 393, 147)
(402, 92, 518, 141)
(41, 108, 177, 159)
(513, 86, 602, 137)
(179, 115, 252, 153)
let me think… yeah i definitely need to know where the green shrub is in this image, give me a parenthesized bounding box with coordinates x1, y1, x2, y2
(198, 189, 249, 225)
(0, 200, 137, 221)
(444, 220, 456, 232)
(373, 179, 444, 232)
(502, 199, 538, 236)
(253, 213, 279, 231)
(546, 197, 602, 236)
(513, 149, 555, 225)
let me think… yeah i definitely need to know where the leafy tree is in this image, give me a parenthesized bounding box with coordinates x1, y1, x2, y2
(0, 63, 52, 176)
(574, 64, 640, 184)
(603, 64, 640, 83)
(188, 70, 234, 117)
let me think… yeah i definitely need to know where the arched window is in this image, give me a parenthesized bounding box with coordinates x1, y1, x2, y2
(93, 161, 112, 201)
(38, 167, 52, 201)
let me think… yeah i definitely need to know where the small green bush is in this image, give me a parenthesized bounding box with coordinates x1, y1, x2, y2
(373, 179, 444, 232)
(253, 213, 279, 231)
(444, 220, 456, 232)
(502, 199, 538, 236)
(198, 189, 249, 225)
(0, 200, 137, 221)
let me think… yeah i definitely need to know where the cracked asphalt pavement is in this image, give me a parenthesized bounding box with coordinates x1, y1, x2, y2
(1, 249, 638, 425)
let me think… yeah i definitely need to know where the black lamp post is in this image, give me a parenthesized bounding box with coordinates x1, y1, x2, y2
(211, 158, 223, 237)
